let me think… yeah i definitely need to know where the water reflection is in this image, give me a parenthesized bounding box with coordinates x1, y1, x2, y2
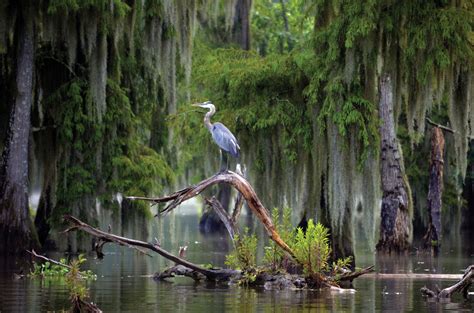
(1, 206, 473, 312)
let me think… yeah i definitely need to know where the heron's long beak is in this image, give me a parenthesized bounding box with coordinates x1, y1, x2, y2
(191, 103, 201, 107)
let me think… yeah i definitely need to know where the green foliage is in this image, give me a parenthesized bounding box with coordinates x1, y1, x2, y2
(105, 79, 174, 198)
(225, 229, 258, 271)
(292, 220, 331, 276)
(47, 0, 131, 18)
(225, 229, 258, 284)
(45, 75, 174, 223)
(330, 256, 353, 280)
(176, 45, 313, 169)
(252, 0, 312, 55)
(317, 80, 380, 165)
(29, 254, 96, 280)
(65, 255, 96, 302)
(263, 207, 294, 272)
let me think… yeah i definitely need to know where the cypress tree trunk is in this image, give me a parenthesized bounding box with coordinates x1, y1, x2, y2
(424, 127, 444, 254)
(233, 0, 252, 50)
(0, 13, 38, 254)
(376, 74, 411, 253)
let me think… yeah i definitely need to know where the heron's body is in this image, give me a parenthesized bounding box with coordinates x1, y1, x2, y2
(193, 101, 241, 169)
(211, 122, 240, 158)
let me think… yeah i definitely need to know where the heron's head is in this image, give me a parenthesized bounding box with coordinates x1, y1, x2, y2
(191, 101, 215, 111)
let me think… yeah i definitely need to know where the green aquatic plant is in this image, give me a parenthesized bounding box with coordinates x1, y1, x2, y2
(263, 207, 295, 272)
(225, 228, 259, 284)
(292, 219, 331, 277)
(30, 254, 98, 310)
(29, 254, 96, 280)
(225, 229, 258, 271)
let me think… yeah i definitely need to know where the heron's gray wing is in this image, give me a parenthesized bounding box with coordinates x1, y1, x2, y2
(211, 122, 240, 158)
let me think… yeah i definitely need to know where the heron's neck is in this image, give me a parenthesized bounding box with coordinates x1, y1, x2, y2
(204, 106, 215, 131)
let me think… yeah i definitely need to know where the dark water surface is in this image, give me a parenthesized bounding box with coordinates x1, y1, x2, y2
(1, 206, 473, 312)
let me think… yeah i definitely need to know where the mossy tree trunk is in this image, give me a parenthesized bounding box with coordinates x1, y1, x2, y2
(0, 11, 38, 254)
(376, 74, 411, 253)
(424, 127, 444, 253)
(233, 0, 252, 50)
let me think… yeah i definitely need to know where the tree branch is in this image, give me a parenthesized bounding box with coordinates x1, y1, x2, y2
(27, 249, 72, 270)
(337, 266, 375, 282)
(126, 170, 295, 258)
(426, 117, 474, 140)
(205, 196, 238, 240)
(420, 264, 474, 299)
(63, 215, 236, 281)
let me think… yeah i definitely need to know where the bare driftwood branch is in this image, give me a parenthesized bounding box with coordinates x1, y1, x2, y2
(337, 265, 375, 282)
(205, 196, 238, 240)
(231, 192, 244, 225)
(63, 215, 235, 281)
(27, 249, 72, 270)
(231, 165, 247, 225)
(126, 170, 295, 258)
(426, 117, 474, 140)
(420, 265, 474, 299)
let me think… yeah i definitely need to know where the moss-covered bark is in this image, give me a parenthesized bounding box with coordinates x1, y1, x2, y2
(0, 8, 38, 253)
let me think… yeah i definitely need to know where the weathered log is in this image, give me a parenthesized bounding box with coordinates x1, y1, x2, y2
(424, 127, 444, 254)
(376, 74, 412, 253)
(127, 170, 295, 258)
(420, 265, 474, 299)
(63, 215, 236, 281)
(154, 264, 239, 282)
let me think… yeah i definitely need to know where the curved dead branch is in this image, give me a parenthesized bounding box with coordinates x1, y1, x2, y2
(63, 215, 236, 281)
(126, 170, 295, 258)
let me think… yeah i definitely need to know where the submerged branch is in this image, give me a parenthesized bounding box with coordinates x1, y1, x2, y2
(63, 215, 235, 281)
(420, 265, 474, 299)
(126, 170, 295, 258)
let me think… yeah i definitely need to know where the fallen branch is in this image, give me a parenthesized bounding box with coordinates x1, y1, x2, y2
(337, 265, 375, 282)
(126, 170, 294, 258)
(63, 215, 236, 281)
(420, 265, 474, 299)
(27, 249, 72, 270)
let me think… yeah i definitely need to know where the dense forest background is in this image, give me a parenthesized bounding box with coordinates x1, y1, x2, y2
(0, 0, 472, 263)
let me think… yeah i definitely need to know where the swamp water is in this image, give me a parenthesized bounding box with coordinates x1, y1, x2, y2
(1, 204, 473, 312)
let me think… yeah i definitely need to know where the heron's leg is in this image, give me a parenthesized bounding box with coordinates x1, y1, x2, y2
(219, 150, 227, 172)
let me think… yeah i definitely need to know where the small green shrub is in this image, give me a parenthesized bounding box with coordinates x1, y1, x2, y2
(293, 220, 331, 276)
(331, 256, 353, 280)
(30, 254, 97, 309)
(225, 229, 257, 270)
(263, 207, 295, 272)
(29, 254, 96, 280)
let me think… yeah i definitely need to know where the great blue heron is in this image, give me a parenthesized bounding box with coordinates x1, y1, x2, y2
(192, 101, 240, 171)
